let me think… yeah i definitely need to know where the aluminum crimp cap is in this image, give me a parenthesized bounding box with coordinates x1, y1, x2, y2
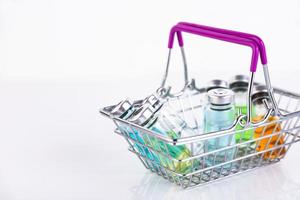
(110, 98, 133, 117)
(206, 79, 229, 91)
(229, 74, 249, 89)
(142, 93, 162, 109)
(208, 88, 234, 105)
(128, 103, 157, 126)
(252, 84, 269, 100)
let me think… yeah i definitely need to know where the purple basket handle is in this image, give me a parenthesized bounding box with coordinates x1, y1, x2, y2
(177, 22, 267, 65)
(168, 24, 260, 72)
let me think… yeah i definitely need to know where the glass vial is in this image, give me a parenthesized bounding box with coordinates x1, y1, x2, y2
(129, 101, 203, 174)
(112, 98, 159, 165)
(252, 85, 286, 160)
(229, 75, 254, 145)
(204, 88, 236, 168)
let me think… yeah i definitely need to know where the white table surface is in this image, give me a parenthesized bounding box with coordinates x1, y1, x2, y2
(0, 80, 300, 200)
(1, 0, 300, 199)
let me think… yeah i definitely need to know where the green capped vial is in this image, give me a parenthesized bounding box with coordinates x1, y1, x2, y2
(229, 75, 254, 145)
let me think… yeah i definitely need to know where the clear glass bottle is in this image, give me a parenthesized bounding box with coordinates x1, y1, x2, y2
(111, 98, 159, 164)
(129, 101, 204, 174)
(179, 87, 205, 137)
(252, 85, 286, 160)
(229, 75, 254, 145)
(204, 88, 236, 168)
(110, 98, 136, 119)
(186, 79, 229, 134)
(198, 79, 230, 135)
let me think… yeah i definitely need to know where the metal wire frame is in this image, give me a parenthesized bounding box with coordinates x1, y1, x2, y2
(100, 86, 300, 189)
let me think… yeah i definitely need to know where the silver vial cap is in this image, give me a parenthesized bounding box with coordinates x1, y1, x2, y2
(206, 79, 229, 91)
(208, 88, 234, 105)
(142, 93, 162, 109)
(128, 103, 156, 126)
(110, 98, 133, 117)
(229, 74, 249, 89)
(252, 85, 269, 100)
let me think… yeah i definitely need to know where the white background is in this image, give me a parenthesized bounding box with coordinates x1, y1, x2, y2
(1, 0, 300, 199)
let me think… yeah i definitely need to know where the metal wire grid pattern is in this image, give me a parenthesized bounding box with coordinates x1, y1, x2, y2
(102, 87, 300, 189)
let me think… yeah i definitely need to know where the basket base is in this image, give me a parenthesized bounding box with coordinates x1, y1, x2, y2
(129, 148, 282, 189)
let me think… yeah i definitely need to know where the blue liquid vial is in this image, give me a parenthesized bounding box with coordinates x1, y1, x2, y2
(129, 100, 203, 174)
(204, 88, 236, 169)
(111, 98, 160, 165)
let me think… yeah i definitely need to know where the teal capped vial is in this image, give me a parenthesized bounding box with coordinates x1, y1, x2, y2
(129, 100, 203, 174)
(111, 98, 159, 165)
(204, 88, 236, 169)
(110, 98, 136, 119)
(190, 79, 230, 135)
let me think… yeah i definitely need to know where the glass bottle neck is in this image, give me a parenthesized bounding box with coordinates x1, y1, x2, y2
(209, 103, 234, 111)
(253, 97, 270, 116)
(232, 87, 247, 106)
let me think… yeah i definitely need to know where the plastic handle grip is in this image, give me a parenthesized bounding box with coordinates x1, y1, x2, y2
(178, 22, 267, 65)
(168, 24, 260, 72)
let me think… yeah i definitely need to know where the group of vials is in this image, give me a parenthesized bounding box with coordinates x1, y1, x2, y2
(108, 75, 286, 174)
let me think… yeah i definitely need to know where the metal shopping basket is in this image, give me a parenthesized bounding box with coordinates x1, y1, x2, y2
(100, 22, 300, 189)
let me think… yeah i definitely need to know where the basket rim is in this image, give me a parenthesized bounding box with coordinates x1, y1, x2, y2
(100, 84, 300, 145)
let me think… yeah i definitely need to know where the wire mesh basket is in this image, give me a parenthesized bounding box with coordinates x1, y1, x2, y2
(100, 22, 300, 189)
